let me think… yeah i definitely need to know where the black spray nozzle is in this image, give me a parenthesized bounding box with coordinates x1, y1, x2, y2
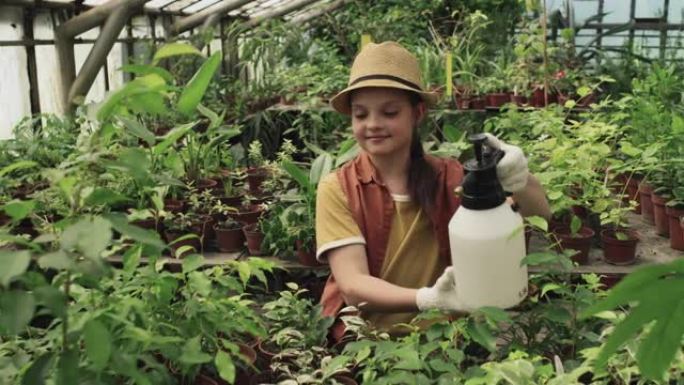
(460, 133, 506, 210)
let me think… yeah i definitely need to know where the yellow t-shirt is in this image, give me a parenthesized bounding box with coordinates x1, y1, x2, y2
(315, 173, 448, 332)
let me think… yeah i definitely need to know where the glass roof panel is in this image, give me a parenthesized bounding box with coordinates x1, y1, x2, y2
(165, 0, 200, 12)
(182, 0, 222, 13)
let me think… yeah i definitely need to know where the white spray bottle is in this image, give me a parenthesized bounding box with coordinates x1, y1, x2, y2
(449, 133, 528, 310)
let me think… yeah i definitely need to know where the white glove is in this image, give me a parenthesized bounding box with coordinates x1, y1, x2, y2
(416, 267, 468, 312)
(484, 133, 529, 193)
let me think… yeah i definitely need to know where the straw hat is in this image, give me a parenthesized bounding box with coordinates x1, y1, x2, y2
(330, 41, 438, 115)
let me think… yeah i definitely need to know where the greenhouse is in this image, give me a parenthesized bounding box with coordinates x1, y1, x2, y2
(1, 0, 684, 384)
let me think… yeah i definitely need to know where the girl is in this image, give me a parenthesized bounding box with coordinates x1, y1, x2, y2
(315, 41, 550, 336)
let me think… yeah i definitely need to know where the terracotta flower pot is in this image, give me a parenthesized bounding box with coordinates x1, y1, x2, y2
(639, 182, 655, 224)
(530, 88, 556, 107)
(197, 178, 219, 192)
(665, 206, 684, 251)
(242, 223, 264, 256)
(218, 195, 242, 207)
(601, 228, 638, 265)
(246, 168, 268, 194)
(255, 339, 276, 370)
(470, 97, 486, 110)
(599, 273, 623, 290)
(485, 93, 511, 108)
(295, 239, 320, 267)
(553, 226, 595, 265)
(651, 194, 670, 237)
(214, 225, 245, 253)
(454, 95, 471, 109)
(165, 229, 202, 258)
(228, 205, 264, 225)
(164, 198, 186, 213)
(234, 343, 257, 385)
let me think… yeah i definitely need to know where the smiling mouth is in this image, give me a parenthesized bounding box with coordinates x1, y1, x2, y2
(367, 136, 390, 140)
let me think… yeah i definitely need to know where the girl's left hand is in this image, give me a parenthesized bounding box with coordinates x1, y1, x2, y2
(484, 133, 529, 193)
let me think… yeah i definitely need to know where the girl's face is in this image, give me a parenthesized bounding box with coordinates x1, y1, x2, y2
(350, 87, 424, 157)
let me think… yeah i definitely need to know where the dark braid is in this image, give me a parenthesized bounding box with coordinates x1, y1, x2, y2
(407, 92, 438, 216)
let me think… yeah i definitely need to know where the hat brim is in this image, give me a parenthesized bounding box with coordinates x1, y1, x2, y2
(329, 79, 439, 115)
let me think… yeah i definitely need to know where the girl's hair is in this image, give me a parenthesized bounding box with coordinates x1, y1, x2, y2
(406, 92, 438, 216)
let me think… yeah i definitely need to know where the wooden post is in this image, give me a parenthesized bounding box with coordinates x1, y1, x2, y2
(172, 0, 253, 34)
(541, 0, 549, 106)
(445, 52, 453, 98)
(23, 7, 41, 115)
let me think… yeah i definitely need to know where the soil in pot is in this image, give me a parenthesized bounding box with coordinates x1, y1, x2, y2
(665, 206, 684, 251)
(639, 182, 655, 224)
(219, 195, 243, 207)
(255, 339, 277, 371)
(243, 223, 264, 256)
(295, 240, 320, 267)
(197, 178, 219, 192)
(553, 226, 595, 265)
(164, 198, 186, 213)
(601, 228, 639, 265)
(214, 225, 245, 253)
(651, 194, 670, 237)
(228, 205, 264, 225)
(249, 370, 279, 385)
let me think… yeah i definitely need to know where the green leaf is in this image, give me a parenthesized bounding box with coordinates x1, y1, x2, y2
(105, 213, 165, 250)
(0, 290, 35, 335)
(61, 216, 112, 260)
(309, 153, 333, 186)
(520, 252, 559, 267)
(593, 302, 663, 369)
(443, 124, 463, 143)
(152, 42, 204, 64)
(152, 122, 196, 155)
(38, 250, 73, 270)
(84, 188, 131, 207)
(34, 286, 67, 318)
(21, 353, 54, 385)
(0, 250, 31, 287)
(56, 349, 79, 385)
(119, 117, 156, 145)
(281, 161, 309, 190)
(467, 318, 497, 352)
(215, 350, 236, 384)
(577, 86, 592, 98)
(3, 200, 36, 221)
(393, 348, 422, 370)
(120, 64, 174, 83)
(179, 336, 213, 365)
(0, 160, 38, 177)
(177, 52, 222, 116)
(581, 260, 684, 318)
(477, 307, 512, 324)
(83, 319, 112, 370)
(182, 254, 205, 274)
(570, 215, 581, 235)
(525, 216, 548, 232)
(636, 301, 684, 380)
(619, 141, 641, 157)
(237, 262, 251, 287)
(541, 283, 562, 297)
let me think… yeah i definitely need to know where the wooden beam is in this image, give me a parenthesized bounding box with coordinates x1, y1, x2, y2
(23, 7, 41, 115)
(2, 0, 186, 16)
(68, 6, 132, 105)
(290, 0, 351, 24)
(55, 0, 151, 112)
(172, 0, 253, 34)
(242, 0, 321, 29)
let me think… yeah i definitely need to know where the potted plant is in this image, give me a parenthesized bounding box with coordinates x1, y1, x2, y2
(665, 184, 684, 251)
(164, 212, 203, 257)
(214, 215, 245, 253)
(552, 215, 595, 265)
(599, 199, 639, 265)
(246, 141, 270, 194)
(243, 218, 265, 256)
